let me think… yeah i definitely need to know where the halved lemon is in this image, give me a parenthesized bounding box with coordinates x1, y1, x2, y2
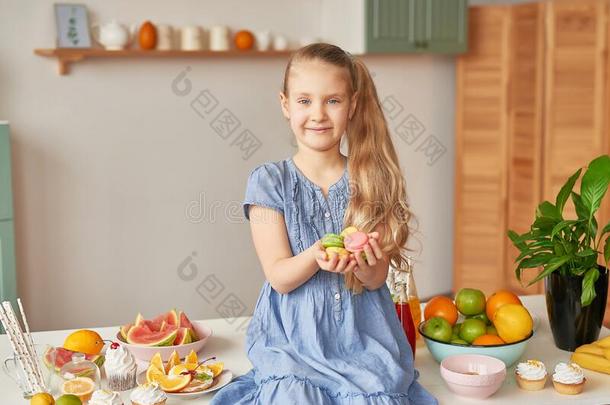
(149, 353, 165, 375)
(61, 377, 95, 401)
(155, 374, 192, 393)
(185, 350, 198, 364)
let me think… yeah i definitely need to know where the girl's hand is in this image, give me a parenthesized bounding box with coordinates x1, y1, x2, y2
(353, 234, 384, 271)
(313, 240, 359, 274)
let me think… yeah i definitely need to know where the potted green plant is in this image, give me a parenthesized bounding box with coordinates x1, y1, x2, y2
(508, 155, 610, 351)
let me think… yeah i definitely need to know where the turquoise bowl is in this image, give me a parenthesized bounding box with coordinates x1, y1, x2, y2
(418, 323, 533, 367)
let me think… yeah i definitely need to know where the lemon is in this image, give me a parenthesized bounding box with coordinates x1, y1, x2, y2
(492, 304, 533, 343)
(30, 392, 55, 405)
(63, 330, 104, 355)
(61, 377, 95, 402)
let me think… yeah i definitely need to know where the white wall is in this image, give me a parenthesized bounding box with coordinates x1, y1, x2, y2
(0, 0, 455, 331)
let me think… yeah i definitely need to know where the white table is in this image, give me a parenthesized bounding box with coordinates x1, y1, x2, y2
(1, 295, 609, 404)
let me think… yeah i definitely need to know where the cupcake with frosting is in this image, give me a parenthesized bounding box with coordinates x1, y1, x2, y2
(104, 342, 137, 391)
(515, 359, 547, 391)
(130, 382, 167, 405)
(552, 362, 585, 395)
(89, 389, 124, 405)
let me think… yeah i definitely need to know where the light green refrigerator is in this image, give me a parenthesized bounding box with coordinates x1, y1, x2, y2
(0, 122, 17, 309)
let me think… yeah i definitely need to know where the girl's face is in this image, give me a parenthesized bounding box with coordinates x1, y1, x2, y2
(280, 60, 357, 153)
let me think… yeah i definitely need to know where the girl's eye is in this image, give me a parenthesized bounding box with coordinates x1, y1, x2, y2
(328, 99, 340, 104)
(297, 99, 311, 105)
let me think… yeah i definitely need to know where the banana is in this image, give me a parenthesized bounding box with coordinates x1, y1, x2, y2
(604, 348, 610, 362)
(571, 352, 610, 374)
(595, 335, 610, 348)
(575, 343, 605, 356)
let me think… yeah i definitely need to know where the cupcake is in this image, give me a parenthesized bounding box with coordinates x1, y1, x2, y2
(130, 382, 168, 405)
(104, 342, 137, 391)
(89, 389, 124, 405)
(552, 362, 586, 395)
(515, 360, 547, 390)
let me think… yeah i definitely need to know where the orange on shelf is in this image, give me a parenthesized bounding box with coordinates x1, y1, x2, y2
(486, 290, 522, 320)
(139, 21, 157, 50)
(234, 30, 255, 50)
(424, 296, 458, 325)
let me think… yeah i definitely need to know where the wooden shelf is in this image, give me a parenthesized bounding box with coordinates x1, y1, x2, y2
(33, 48, 294, 75)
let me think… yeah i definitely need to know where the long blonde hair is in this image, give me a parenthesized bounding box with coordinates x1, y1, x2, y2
(283, 43, 414, 293)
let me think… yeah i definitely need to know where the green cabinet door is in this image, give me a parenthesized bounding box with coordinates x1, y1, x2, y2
(366, 0, 468, 54)
(366, 0, 417, 52)
(0, 123, 13, 221)
(418, 0, 468, 53)
(0, 220, 17, 304)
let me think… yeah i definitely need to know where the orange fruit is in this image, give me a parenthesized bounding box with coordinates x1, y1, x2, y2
(486, 290, 522, 320)
(234, 30, 255, 50)
(424, 296, 458, 325)
(63, 330, 104, 355)
(472, 334, 505, 346)
(165, 350, 181, 373)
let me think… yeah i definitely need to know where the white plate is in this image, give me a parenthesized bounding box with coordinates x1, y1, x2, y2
(137, 369, 233, 399)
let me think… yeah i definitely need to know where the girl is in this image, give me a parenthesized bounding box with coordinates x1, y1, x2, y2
(211, 43, 437, 404)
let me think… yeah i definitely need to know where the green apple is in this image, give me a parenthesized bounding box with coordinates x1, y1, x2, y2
(450, 338, 469, 345)
(467, 312, 490, 325)
(459, 318, 487, 344)
(455, 288, 486, 316)
(422, 317, 453, 343)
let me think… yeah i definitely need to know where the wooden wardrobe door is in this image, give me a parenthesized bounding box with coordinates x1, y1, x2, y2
(504, 3, 545, 294)
(543, 0, 608, 218)
(454, 6, 510, 296)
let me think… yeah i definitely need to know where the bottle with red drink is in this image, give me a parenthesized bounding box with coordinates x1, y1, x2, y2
(388, 257, 420, 358)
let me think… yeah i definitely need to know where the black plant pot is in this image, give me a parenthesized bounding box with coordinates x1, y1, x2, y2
(545, 265, 608, 351)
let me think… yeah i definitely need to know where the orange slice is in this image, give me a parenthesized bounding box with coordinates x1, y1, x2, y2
(61, 377, 95, 401)
(207, 362, 224, 377)
(155, 374, 192, 393)
(165, 350, 180, 373)
(149, 353, 165, 375)
(185, 350, 198, 364)
(146, 364, 165, 383)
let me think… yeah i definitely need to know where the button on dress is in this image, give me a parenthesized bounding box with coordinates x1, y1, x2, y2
(210, 158, 437, 404)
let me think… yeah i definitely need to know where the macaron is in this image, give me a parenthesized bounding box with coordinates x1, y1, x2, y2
(321, 233, 344, 248)
(325, 246, 349, 259)
(343, 231, 369, 252)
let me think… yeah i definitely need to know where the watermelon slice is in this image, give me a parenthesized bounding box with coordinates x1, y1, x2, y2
(120, 324, 133, 341)
(126, 324, 178, 346)
(179, 311, 198, 341)
(150, 310, 179, 331)
(173, 327, 192, 345)
(44, 347, 104, 372)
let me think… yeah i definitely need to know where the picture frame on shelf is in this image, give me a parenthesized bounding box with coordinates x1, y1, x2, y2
(54, 3, 92, 48)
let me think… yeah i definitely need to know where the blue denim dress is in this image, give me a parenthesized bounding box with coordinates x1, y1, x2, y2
(210, 158, 437, 405)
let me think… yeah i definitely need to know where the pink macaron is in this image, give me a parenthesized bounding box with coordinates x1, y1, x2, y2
(343, 231, 369, 252)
